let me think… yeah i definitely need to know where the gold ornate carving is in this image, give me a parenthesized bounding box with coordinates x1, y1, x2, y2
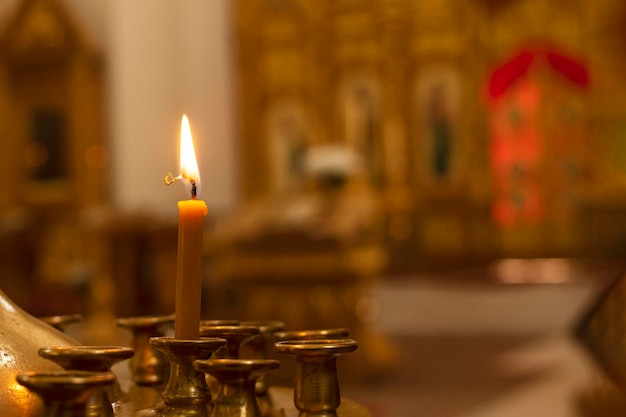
(333, 12, 375, 39)
(261, 18, 301, 44)
(263, 49, 305, 88)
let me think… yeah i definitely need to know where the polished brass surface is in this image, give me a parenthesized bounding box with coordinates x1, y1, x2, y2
(38, 315, 83, 332)
(150, 337, 227, 410)
(197, 326, 260, 408)
(39, 346, 135, 372)
(0, 288, 78, 416)
(1, 283, 370, 417)
(16, 370, 115, 417)
(274, 339, 358, 417)
(241, 321, 285, 335)
(273, 329, 349, 342)
(38, 346, 134, 416)
(117, 315, 175, 386)
(193, 359, 280, 417)
(200, 320, 240, 327)
(199, 326, 260, 359)
(240, 320, 285, 398)
(272, 329, 352, 387)
(269, 387, 370, 417)
(241, 321, 286, 362)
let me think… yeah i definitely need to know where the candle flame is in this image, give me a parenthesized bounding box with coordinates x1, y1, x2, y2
(179, 114, 201, 197)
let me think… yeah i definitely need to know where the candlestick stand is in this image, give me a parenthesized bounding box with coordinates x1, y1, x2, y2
(199, 325, 260, 359)
(239, 320, 285, 415)
(38, 346, 135, 416)
(2, 286, 372, 417)
(39, 315, 83, 332)
(16, 370, 115, 417)
(271, 329, 350, 387)
(274, 339, 358, 417)
(193, 359, 280, 417)
(0, 288, 78, 416)
(117, 315, 175, 386)
(273, 329, 350, 342)
(149, 337, 227, 416)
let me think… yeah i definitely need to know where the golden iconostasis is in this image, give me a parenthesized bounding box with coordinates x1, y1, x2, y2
(233, 0, 626, 273)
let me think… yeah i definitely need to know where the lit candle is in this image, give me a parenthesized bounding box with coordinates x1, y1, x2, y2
(165, 114, 208, 339)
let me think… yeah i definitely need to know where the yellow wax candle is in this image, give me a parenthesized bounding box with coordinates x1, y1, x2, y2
(167, 114, 207, 340)
(175, 198, 207, 339)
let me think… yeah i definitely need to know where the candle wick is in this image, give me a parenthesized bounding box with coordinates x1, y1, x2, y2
(164, 172, 196, 199)
(190, 179, 197, 200)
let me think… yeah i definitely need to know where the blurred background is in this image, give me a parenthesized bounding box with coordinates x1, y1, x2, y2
(1, 0, 626, 415)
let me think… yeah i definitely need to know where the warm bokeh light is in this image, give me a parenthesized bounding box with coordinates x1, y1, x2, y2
(179, 114, 201, 196)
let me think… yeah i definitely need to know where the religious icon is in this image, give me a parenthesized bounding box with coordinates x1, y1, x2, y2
(266, 102, 308, 193)
(415, 66, 460, 184)
(341, 76, 381, 186)
(427, 83, 453, 178)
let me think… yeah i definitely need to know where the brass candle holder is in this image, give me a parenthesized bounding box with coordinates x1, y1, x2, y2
(0, 282, 372, 417)
(274, 339, 358, 417)
(39, 314, 83, 332)
(149, 337, 227, 416)
(16, 370, 115, 417)
(200, 320, 240, 327)
(240, 320, 286, 416)
(117, 315, 175, 386)
(38, 346, 134, 417)
(273, 329, 350, 342)
(240, 320, 285, 362)
(193, 359, 280, 417)
(199, 325, 260, 359)
(197, 325, 261, 407)
(271, 328, 350, 388)
(0, 288, 78, 416)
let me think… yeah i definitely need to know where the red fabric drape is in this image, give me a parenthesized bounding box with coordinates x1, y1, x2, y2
(545, 51, 589, 86)
(486, 47, 589, 100)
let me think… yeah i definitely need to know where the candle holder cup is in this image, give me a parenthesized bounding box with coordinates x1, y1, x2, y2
(239, 320, 285, 416)
(271, 328, 350, 388)
(16, 370, 115, 417)
(39, 314, 83, 332)
(199, 325, 260, 359)
(200, 320, 240, 327)
(240, 321, 285, 363)
(198, 325, 261, 404)
(274, 339, 358, 417)
(193, 359, 280, 417)
(150, 336, 227, 415)
(117, 314, 175, 386)
(38, 345, 134, 417)
(272, 328, 350, 342)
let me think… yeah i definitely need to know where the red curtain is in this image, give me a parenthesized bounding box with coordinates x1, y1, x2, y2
(486, 46, 589, 100)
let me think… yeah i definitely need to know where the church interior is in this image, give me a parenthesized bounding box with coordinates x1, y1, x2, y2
(2, 0, 626, 416)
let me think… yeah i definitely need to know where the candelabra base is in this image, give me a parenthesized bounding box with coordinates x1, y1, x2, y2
(0, 288, 78, 416)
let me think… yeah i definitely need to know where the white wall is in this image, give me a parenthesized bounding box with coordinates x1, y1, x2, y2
(107, 0, 238, 219)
